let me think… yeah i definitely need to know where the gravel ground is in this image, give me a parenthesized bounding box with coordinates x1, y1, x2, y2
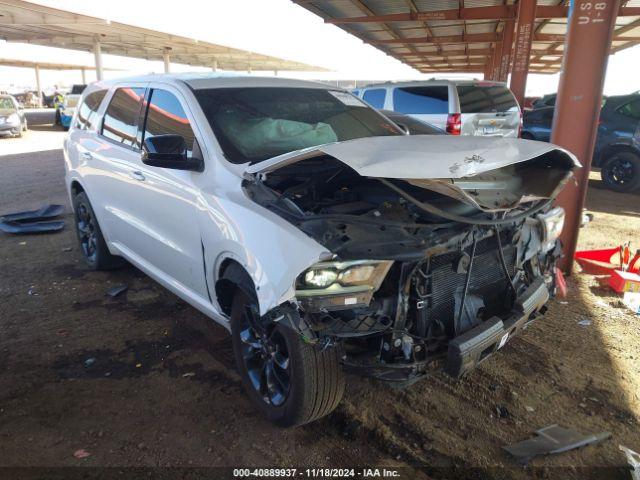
(0, 113, 638, 479)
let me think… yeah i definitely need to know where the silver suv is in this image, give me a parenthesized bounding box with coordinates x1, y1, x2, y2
(355, 80, 521, 137)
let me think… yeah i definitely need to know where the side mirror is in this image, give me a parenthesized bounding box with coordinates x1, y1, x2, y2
(141, 135, 203, 171)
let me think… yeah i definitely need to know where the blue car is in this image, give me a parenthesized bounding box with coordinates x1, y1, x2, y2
(522, 94, 640, 192)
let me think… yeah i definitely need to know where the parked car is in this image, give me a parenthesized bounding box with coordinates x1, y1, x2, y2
(523, 96, 541, 111)
(355, 80, 521, 137)
(531, 94, 556, 110)
(379, 109, 445, 135)
(521, 106, 555, 142)
(0, 94, 28, 137)
(522, 94, 640, 192)
(56, 84, 87, 129)
(64, 75, 578, 426)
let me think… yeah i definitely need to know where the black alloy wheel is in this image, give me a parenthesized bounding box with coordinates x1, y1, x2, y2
(73, 192, 125, 270)
(601, 152, 640, 193)
(238, 305, 291, 407)
(76, 202, 98, 263)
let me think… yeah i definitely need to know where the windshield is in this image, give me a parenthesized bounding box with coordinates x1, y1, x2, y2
(0, 98, 15, 110)
(194, 87, 401, 164)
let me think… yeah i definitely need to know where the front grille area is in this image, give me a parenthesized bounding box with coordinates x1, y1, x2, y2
(426, 234, 516, 336)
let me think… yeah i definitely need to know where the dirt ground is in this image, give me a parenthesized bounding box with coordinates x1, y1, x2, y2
(0, 112, 639, 479)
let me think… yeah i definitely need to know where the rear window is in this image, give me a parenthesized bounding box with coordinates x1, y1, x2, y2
(362, 89, 386, 109)
(101, 87, 145, 148)
(76, 89, 107, 130)
(457, 85, 518, 113)
(392, 86, 449, 114)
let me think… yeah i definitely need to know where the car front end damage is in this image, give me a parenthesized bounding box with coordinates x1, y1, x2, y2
(243, 136, 579, 385)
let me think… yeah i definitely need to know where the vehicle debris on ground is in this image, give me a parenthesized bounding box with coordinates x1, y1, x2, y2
(620, 445, 640, 480)
(503, 424, 611, 464)
(0, 203, 65, 234)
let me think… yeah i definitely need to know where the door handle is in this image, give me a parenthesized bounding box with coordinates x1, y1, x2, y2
(130, 171, 146, 182)
(81, 151, 93, 160)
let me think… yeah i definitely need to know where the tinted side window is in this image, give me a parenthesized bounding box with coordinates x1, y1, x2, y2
(76, 90, 107, 130)
(457, 86, 518, 113)
(616, 100, 640, 120)
(363, 89, 386, 109)
(393, 87, 449, 114)
(142, 89, 195, 156)
(101, 87, 145, 148)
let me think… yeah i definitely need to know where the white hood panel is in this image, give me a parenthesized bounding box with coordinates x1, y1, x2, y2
(246, 135, 580, 179)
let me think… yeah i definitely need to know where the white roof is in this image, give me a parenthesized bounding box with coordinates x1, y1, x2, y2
(0, 0, 327, 72)
(92, 73, 340, 91)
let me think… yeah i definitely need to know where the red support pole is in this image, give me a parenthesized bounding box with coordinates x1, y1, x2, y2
(483, 58, 493, 80)
(485, 45, 496, 79)
(499, 19, 516, 82)
(552, 0, 621, 273)
(509, 0, 537, 105)
(492, 41, 503, 80)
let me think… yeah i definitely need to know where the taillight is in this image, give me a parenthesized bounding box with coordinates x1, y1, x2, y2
(446, 113, 461, 135)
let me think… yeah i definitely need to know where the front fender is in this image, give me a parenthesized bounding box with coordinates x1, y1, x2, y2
(199, 190, 330, 316)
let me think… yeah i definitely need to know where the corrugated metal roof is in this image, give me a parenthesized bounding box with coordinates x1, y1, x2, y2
(294, 0, 640, 74)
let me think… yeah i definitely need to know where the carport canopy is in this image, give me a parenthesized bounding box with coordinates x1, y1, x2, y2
(294, 0, 640, 75)
(0, 57, 121, 106)
(0, 0, 327, 80)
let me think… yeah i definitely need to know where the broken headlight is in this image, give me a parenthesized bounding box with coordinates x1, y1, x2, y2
(297, 260, 393, 293)
(538, 207, 565, 251)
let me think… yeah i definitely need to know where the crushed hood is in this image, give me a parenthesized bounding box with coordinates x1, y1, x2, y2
(246, 135, 581, 211)
(245, 135, 580, 179)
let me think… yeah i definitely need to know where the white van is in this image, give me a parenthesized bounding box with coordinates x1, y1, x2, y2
(355, 80, 521, 137)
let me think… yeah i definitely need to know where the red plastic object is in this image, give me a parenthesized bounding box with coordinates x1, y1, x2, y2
(574, 247, 624, 275)
(555, 268, 567, 298)
(609, 270, 640, 294)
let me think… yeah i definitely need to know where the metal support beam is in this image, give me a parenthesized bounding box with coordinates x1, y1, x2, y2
(81, 68, 86, 84)
(211, 59, 218, 72)
(499, 19, 516, 82)
(483, 62, 492, 80)
(510, 0, 536, 106)
(324, 5, 640, 22)
(162, 50, 171, 73)
(552, 0, 621, 273)
(491, 41, 502, 79)
(373, 32, 501, 44)
(34, 64, 42, 108)
(93, 40, 103, 81)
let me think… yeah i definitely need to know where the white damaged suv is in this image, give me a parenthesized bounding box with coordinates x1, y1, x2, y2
(64, 74, 579, 426)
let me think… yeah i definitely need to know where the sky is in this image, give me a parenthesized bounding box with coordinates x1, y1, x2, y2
(1, 0, 638, 96)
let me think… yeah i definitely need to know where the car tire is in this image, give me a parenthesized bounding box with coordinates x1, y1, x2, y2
(73, 192, 125, 270)
(230, 288, 345, 427)
(55, 109, 61, 126)
(600, 151, 640, 193)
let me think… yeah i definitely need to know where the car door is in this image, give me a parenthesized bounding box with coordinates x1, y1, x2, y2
(82, 85, 148, 249)
(114, 85, 208, 297)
